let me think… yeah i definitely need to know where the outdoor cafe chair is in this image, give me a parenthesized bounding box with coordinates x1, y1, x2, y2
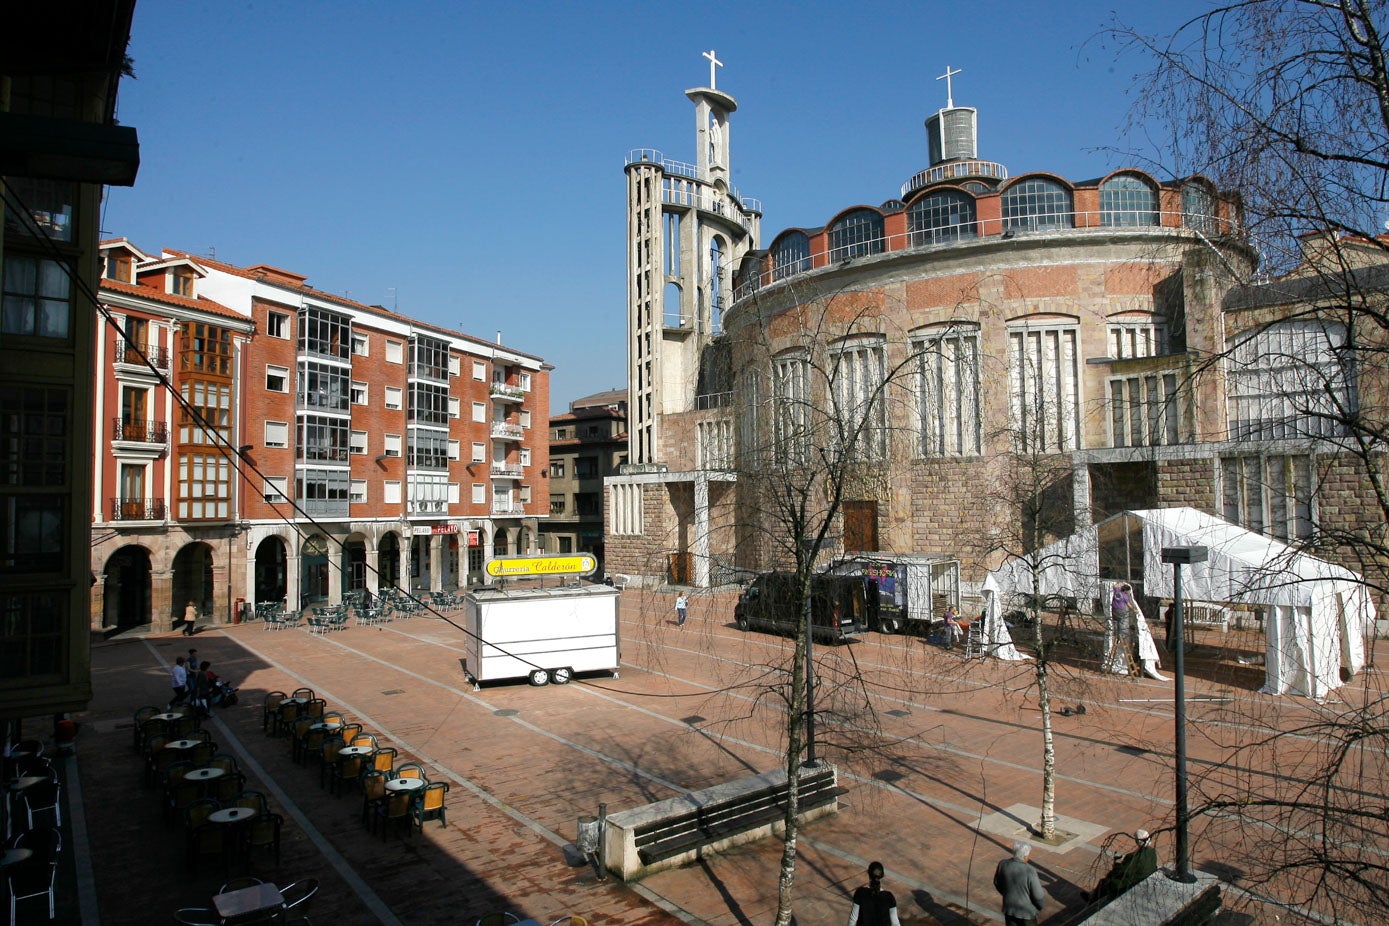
(290, 686, 314, 701)
(5, 853, 57, 921)
(280, 877, 319, 915)
(394, 762, 426, 781)
(217, 876, 263, 894)
(275, 702, 301, 738)
(243, 812, 283, 869)
(233, 791, 269, 816)
(172, 908, 220, 926)
(475, 913, 521, 926)
(369, 746, 397, 777)
(321, 710, 344, 725)
(411, 781, 449, 830)
(190, 741, 217, 767)
(337, 723, 362, 745)
(133, 705, 161, 750)
(166, 780, 203, 825)
(360, 772, 387, 831)
(146, 743, 179, 786)
(214, 772, 247, 803)
(289, 719, 314, 761)
(19, 778, 61, 829)
(188, 728, 214, 744)
(10, 827, 61, 867)
(298, 729, 327, 767)
(183, 798, 219, 833)
(318, 738, 345, 789)
(350, 732, 377, 749)
(376, 791, 412, 840)
(304, 698, 326, 720)
(171, 714, 199, 738)
(332, 755, 364, 797)
(209, 754, 239, 775)
(187, 821, 227, 875)
(137, 716, 167, 754)
(262, 692, 286, 734)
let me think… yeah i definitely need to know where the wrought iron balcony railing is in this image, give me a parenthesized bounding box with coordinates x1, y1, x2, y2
(112, 418, 169, 443)
(110, 498, 167, 521)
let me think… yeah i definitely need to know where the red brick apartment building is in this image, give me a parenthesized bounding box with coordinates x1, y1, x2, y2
(92, 240, 551, 633)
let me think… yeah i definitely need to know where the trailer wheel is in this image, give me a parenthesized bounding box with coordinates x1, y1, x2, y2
(549, 667, 573, 685)
(736, 614, 750, 631)
(528, 669, 550, 686)
(879, 618, 899, 634)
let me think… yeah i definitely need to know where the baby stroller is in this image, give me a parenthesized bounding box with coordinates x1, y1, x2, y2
(209, 678, 239, 707)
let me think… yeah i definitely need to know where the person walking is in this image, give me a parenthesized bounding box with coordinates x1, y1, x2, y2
(675, 592, 688, 628)
(994, 841, 1045, 926)
(846, 860, 901, 926)
(168, 656, 188, 710)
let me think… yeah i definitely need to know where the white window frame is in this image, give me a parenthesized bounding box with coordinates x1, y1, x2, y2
(349, 479, 367, 504)
(520, 447, 531, 467)
(384, 480, 402, 504)
(266, 312, 289, 339)
(519, 371, 532, 392)
(1108, 371, 1183, 448)
(350, 430, 367, 455)
(1008, 320, 1081, 453)
(471, 483, 485, 504)
(448, 397, 460, 419)
(265, 364, 289, 393)
(472, 360, 486, 381)
(384, 386, 403, 410)
(520, 409, 531, 429)
(915, 325, 981, 457)
(1107, 315, 1168, 359)
(472, 401, 486, 423)
(448, 439, 460, 461)
(1226, 319, 1354, 441)
(830, 337, 888, 461)
(448, 482, 460, 504)
(264, 476, 289, 502)
(773, 352, 811, 465)
(351, 333, 369, 356)
(471, 442, 486, 463)
(350, 381, 367, 406)
(611, 482, 644, 535)
(384, 433, 402, 457)
(264, 420, 289, 449)
(448, 355, 461, 377)
(385, 340, 404, 364)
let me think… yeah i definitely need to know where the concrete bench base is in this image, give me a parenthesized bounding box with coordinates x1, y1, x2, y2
(1074, 870, 1222, 925)
(603, 766, 838, 881)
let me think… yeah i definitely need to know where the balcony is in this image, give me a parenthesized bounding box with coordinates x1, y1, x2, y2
(490, 461, 523, 479)
(113, 341, 171, 370)
(111, 418, 169, 443)
(491, 501, 526, 517)
(490, 421, 523, 441)
(110, 498, 166, 522)
(489, 381, 524, 402)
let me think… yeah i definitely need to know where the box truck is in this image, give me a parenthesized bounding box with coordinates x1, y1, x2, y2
(463, 584, 620, 688)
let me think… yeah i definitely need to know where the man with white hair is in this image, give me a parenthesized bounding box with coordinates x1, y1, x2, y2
(993, 841, 1045, 925)
(1089, 828, 1159, 903)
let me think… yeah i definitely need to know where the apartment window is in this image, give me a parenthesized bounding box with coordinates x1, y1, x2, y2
(384, 480, 401, 504)
(1227, 319, 1354, 440)
(350, 430, 367, 455)
(298, 305, 350, 360)
(520, 485, 531, 504)
(550, 460, 566, 478)
(298, 468, 349, 516)
(520, 410, 531, 429)
(471, 483, 485, 504)
(698, 418, 734, 469)
(1002, 177, 1073, 232)
(264, 420, 289, 449)
(576, 493, 601, 516)
(773, 353, 811, 464)
(297, 360, 348, 411)
(351, 333, 369, 356)
(472, 360, 486, 381)
(408, 473, 449, 513)
(828, 209, 886, 261)
(177, 452, 230, 520)
(408, 382, 448, 425)
(448, 439, 460, 461)
(471, 442, 486, 463)
(916, 324, 982, 457)
(171, 268, 195, 297)
(386, 340, 403, 364)
(409, 335, 449, 381)
(1108, 318, 1168, 359)
(350, 479, 367, 504)
(266, 312, 289, 339)
(520, 447, 531, 466)
(265, 365, 289, 393)
(298, 415, 349, 463)
(472, 402, 485, 422)
(1220, 454, 1315, 541)
(1008, 321, 1081, 453)
(575, 457, 598, 477)
(1183, 181, 1217, 233)
(5, 178, 73, 242)
(105, 253, 132, 282)
(448, 356, 461, 377)
(1109, 373, 1183, 447)
(408, 430, 449, 469)
(831, 338, 887, 460)
(1100, 174, 1159, 227)
(179, 381, 231, 445)
(908, 190, 978, 246)
(350, 381, 367, 406)
(384, 433, 401, 457)
(384, 386, 403, 410)
(550, 494, 566, 514)
(519, 371, 531, 392)
(180, 322, 232, 376)
(263, 477, 288, 503)
(448, 397, 460, 419)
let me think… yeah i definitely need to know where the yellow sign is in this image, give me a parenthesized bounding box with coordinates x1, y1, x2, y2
(485, 554, 597, 578)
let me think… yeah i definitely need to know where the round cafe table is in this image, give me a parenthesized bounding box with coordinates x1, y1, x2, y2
(280, 697, 309, 707)
(338, 745, 373, 758)
(164, 739, 201, 750)
(308, 722, 341, 733)
(150, 712, 182, 723)
(208, 806, 254, 824)
(183, 767, 225, 783)
(7, 776, 45, 793)
(385, 777, 424, 793)
(1, 848, 33, 869)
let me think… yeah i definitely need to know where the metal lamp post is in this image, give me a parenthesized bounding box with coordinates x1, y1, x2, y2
(1160, 544, 1207, 883)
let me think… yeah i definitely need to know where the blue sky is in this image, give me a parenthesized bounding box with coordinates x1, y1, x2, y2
(107, 0, 1212, 412)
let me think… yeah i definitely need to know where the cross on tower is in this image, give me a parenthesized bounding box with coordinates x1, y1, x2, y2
(937, 64, 962, 108)
(703, 49, 723, 90)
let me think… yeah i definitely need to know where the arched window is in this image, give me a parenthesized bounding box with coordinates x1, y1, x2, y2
(709, 237, 724, 332)
(772, 232, 811, 282)
(1002, 178, 1073, 232)
(828, 209, 885, 260)
(908, 190, 978, 246)
(1100, 175, 1158, 227)
(1182, 181, 1216, 233)
(663, 281, 684, 328)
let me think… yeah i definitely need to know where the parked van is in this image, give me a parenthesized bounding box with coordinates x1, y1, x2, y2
(733, 572, 874, 643)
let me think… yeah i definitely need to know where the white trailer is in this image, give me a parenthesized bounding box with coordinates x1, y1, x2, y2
(463, 584, 620, 688)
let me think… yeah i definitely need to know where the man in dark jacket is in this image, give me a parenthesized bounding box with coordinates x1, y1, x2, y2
(994, 841, 1045, 926)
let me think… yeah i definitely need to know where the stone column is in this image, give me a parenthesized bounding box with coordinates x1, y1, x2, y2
(151, 568, 174, 633)
(327, 543, 343, 605)
(91, 575, 107, 630)
(1072, 461, 1093, 531)
(211, 560, 230, 624)
(429, 534, 443, 592)
(399, 541, 411, 594)
(365, 545, 380, 598)
(285, 555, 301, 613)
(693, 474, 711, 588)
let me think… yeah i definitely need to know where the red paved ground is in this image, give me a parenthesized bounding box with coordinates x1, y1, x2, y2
(36, 586, 1381, 924)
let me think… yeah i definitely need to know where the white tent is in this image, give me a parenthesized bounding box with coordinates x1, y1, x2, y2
(981, 507, 1376, 699)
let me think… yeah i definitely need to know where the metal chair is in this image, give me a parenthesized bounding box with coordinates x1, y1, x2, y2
(172, 907, 220, 925)
(262, 692, 286, 734)
(412, 781, 449, 830)
(360, 772, 387, 831)
(233, 790, 269, 815)
(217, 876, 263, 894)
(20, 779, 61, 829)
(280, 877, 319, 913)
(6, 858, 58, 922)
(332, 755, 364, 797)
(475, 913, 521, 926)
(243, 812, 283, 869)
(376, 791, 412, 840)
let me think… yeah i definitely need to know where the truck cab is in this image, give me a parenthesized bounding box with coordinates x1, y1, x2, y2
(733, 572, 874, 643)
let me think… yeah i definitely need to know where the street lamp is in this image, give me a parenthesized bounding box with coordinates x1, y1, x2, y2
(1161, 544, 1208, 883)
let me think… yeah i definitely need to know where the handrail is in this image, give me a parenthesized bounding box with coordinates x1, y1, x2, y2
(112, 418, 169, 442)
(113, 341, 171, 369)
(110, 498, 167, 521)
(731, 209, 1240, 304)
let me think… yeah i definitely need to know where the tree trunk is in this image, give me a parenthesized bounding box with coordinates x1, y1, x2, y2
(773, 599, 809, 926)
(1035, 615, 1056, 840)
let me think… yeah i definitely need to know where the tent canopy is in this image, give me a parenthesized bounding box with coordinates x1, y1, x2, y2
(981, 508, 1376, 698)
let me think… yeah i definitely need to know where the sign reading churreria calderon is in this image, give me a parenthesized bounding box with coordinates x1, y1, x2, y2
(484, 554, 598, 578)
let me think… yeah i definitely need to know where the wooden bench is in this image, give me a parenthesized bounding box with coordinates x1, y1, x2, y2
(603, 765, 838, 881)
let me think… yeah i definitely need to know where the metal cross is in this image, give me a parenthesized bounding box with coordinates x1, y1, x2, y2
(937, 64, 962, 108)
(703, 49, 723, 89)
